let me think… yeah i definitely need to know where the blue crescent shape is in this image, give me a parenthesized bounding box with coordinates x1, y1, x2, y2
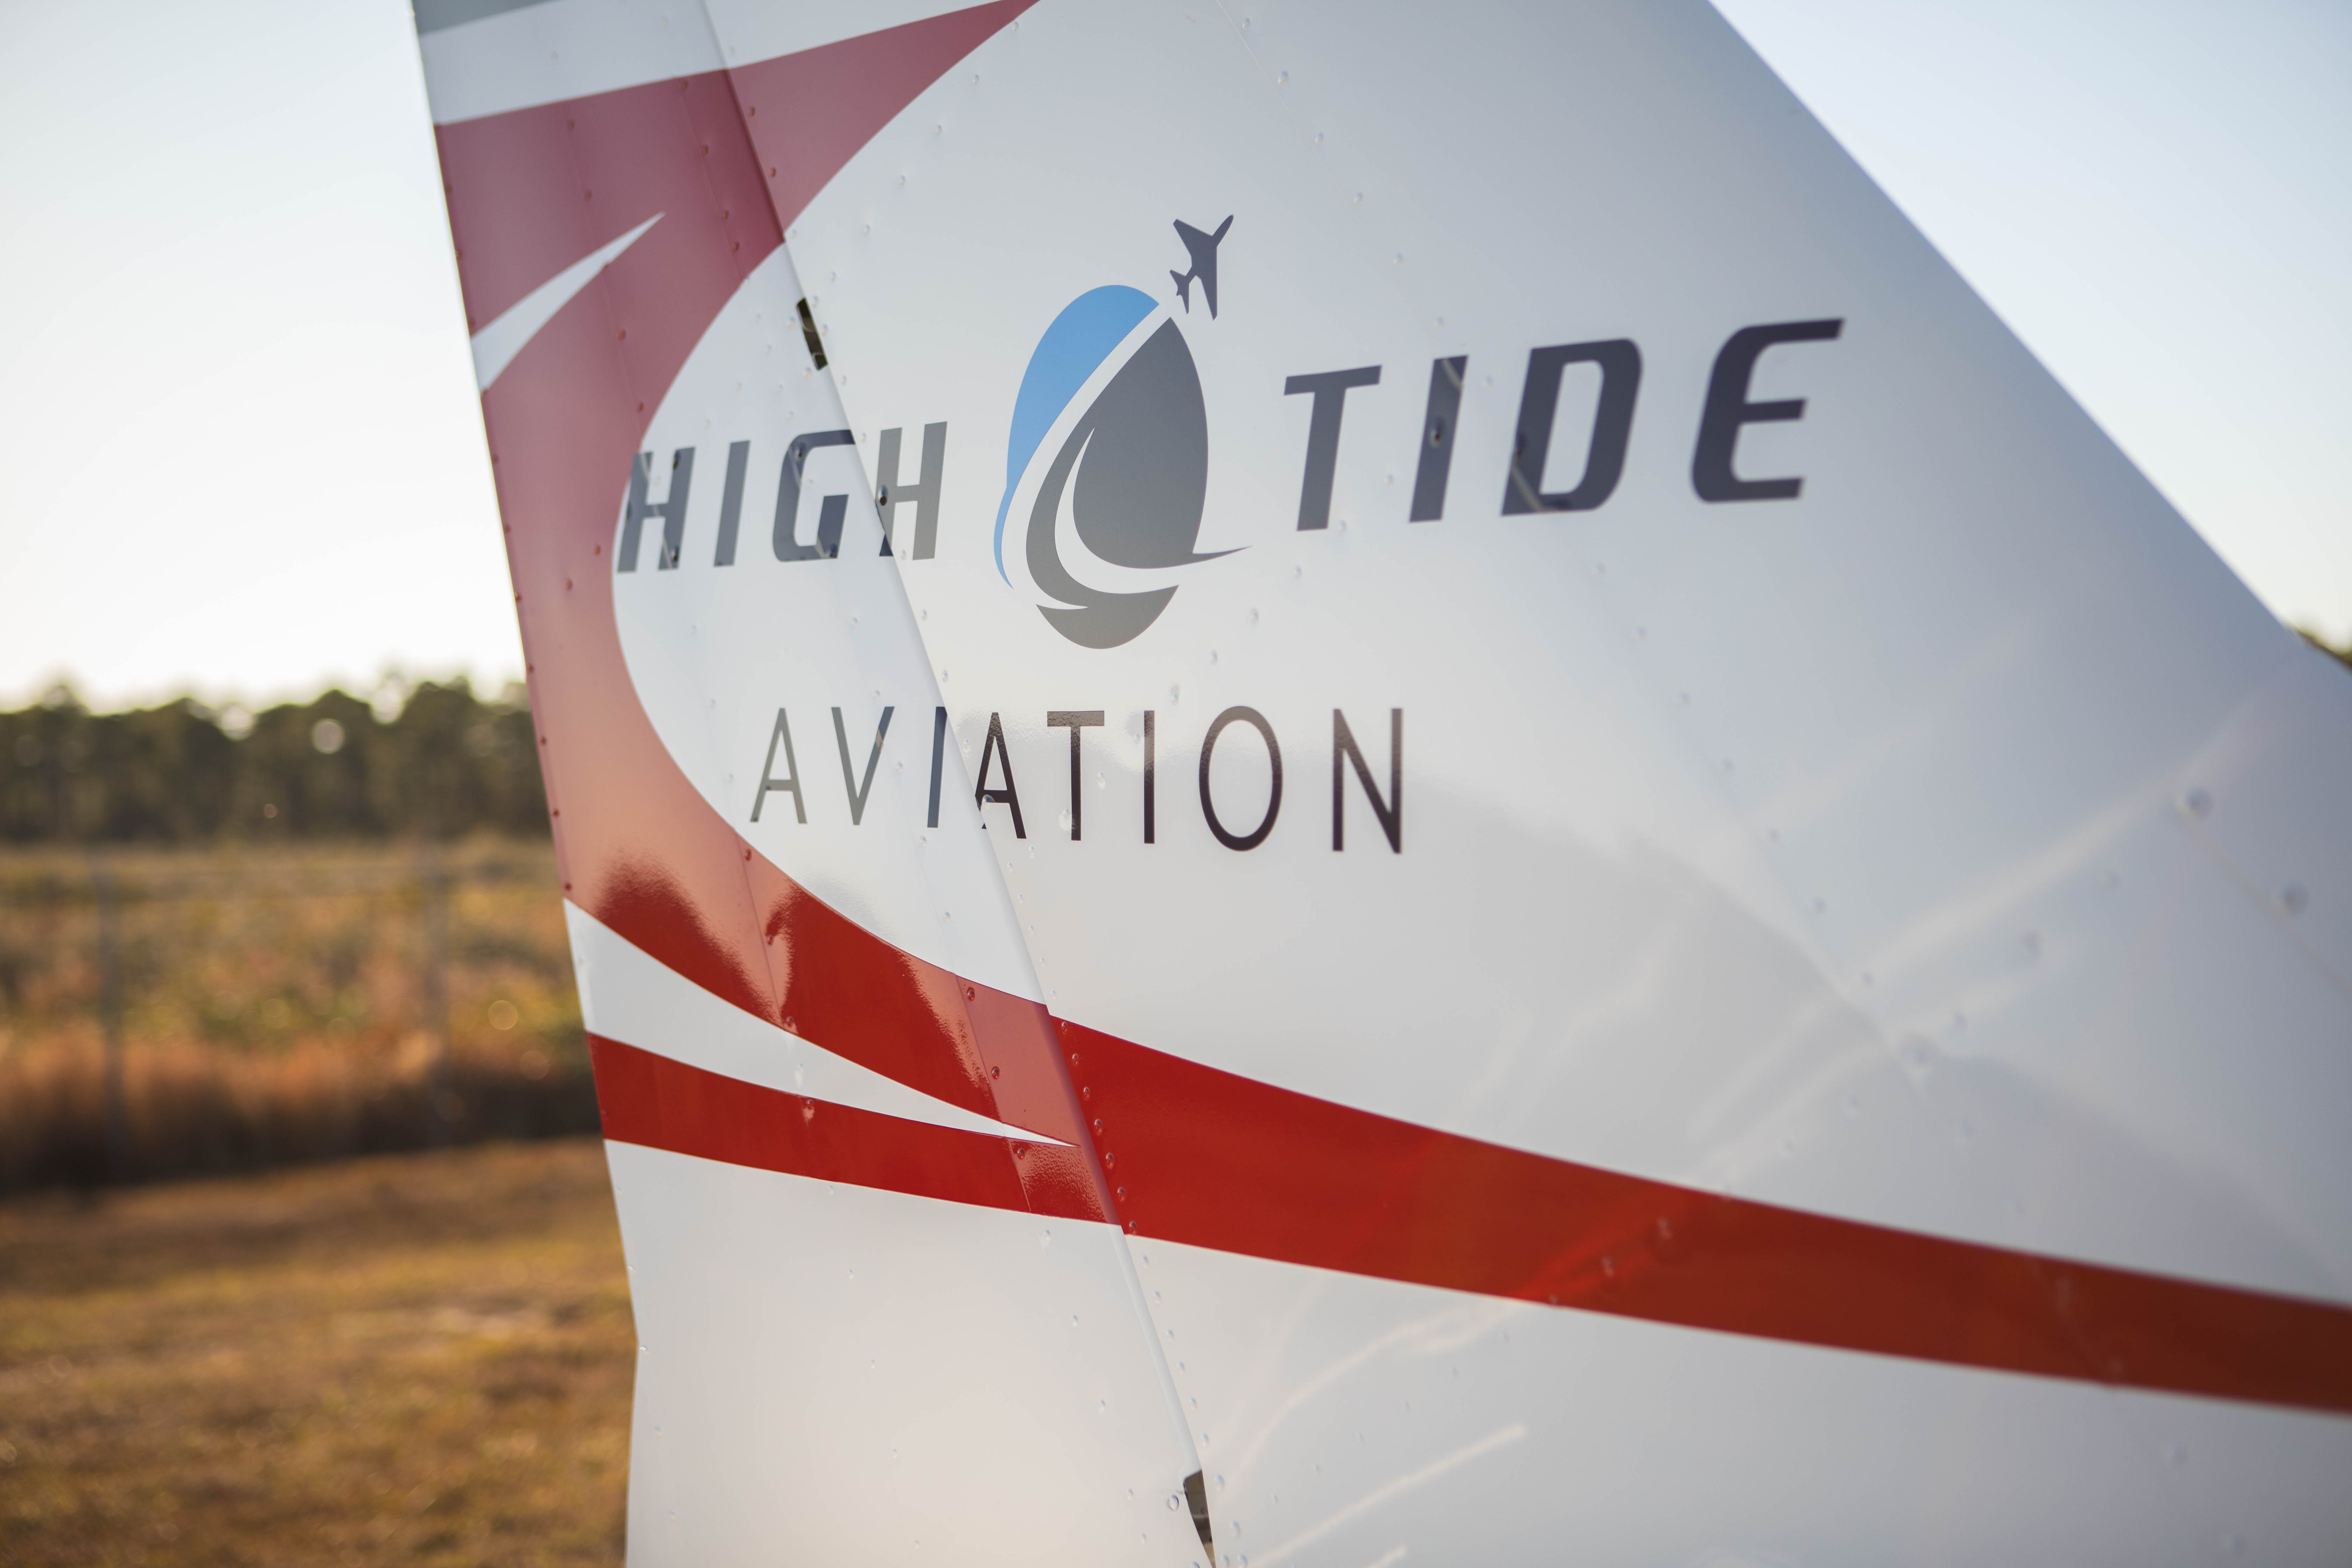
(995, 285, 1158, 583)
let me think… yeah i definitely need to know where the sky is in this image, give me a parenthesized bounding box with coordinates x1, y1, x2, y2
(0, 0, 2345, 712)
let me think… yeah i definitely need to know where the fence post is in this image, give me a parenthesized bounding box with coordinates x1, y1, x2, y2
(90, 850, 128, 1183)
(420, 842, 454, 1146)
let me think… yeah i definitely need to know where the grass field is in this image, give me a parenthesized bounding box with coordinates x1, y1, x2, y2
(0, 1138, 634, 1566)
(0, 839, 594, 1191)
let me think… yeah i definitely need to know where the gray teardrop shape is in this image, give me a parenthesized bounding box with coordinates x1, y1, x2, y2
(1025, 319, 1235, 648)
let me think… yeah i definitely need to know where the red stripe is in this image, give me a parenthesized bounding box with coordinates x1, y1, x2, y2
(437, 73, 782, 337)
(597, 1020, 2352, 1418)
(1071, 1021, 2352, 1417)
(437, 13, 1107, 1201)
(730, 0, 1036, 230)
(590, 1034, 1099, 1220)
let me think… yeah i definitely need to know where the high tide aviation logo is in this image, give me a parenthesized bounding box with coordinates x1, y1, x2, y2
(604, 212, 1855, 862)
(993, 218, 1237, 650)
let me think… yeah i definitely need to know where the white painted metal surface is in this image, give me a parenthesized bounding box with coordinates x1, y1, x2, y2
(415, 1, 2352, 1560)
(610, 1141, 1196, 1567)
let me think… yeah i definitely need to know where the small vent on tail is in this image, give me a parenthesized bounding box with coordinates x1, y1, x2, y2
(796, 297, 827, 369)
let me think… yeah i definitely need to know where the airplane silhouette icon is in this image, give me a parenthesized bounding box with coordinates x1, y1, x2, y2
(1170, 215, 1234, 318)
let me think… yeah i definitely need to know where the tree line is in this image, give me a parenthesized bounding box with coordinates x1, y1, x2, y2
(0, 679, 550, 843)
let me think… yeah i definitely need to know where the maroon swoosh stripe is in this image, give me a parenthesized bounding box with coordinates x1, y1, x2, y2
(591, 1034, 1103, 1220)
(443, 9, 2352, 1422)
(594, 1021, 2352, 1418)
(439, 4, 1100, 1165)
(730, 0, 1035, 232)
(1065, 1022, 2352, 1418)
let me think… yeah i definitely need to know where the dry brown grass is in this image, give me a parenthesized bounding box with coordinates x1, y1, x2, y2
(0, 1137, 634, 1567)
(0, 1034, 599, 1194)
(0, 840, 593, 1191)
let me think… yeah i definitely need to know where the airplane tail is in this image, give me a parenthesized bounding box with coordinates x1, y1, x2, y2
(1169, 267, 1193, 310)
(412, 0, 2352, 1561)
